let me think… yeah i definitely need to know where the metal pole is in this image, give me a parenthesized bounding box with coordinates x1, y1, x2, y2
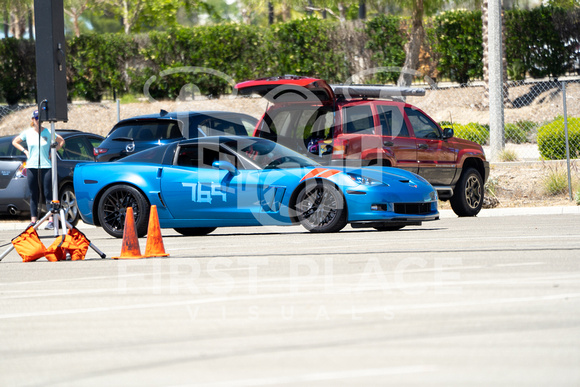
(117, 99, 121, 122)
(562, 81, 572, 201)
(488, 0, 504, 162)
(50, 121, 59, 235)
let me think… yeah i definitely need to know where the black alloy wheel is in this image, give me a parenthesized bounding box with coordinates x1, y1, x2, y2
(295, 180, 347, 233)
(98, 184, 150, 238)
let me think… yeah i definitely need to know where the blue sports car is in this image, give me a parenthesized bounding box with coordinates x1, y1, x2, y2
(74, 136, 439, 238)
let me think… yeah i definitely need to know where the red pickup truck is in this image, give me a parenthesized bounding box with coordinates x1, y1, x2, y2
(235, 76, 490, 217)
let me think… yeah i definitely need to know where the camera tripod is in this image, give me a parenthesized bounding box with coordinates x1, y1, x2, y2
(0, 118, 106, 262)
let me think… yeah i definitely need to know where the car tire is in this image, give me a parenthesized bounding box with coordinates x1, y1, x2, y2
(295, 180, 347, 233)
(450, 168, 484, 217)
(98, 184, 150, 238)
(173, 227, 216, 236)
(59, 185, 79, 226)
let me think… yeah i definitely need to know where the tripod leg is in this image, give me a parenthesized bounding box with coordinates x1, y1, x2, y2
(0, 211, 52, 262)
(58, 210, 106, 259)
(90, 243, 107, 259)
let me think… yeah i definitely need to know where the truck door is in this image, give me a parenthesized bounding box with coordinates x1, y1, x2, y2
(405, 107, 457, 185)
(376, 104, 418, 173)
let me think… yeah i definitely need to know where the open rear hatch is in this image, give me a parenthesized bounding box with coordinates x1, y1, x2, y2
(235, 76, 335, 103)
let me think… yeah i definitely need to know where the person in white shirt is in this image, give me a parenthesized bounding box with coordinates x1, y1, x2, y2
(12, 110, 65, 229)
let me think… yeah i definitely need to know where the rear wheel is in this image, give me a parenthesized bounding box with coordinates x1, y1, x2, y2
(98, 184, 150, 238)
(59, 185, 79, 226)
(295, 180, 347, 233)
(450, 168, 484, 217)
(173, 227, 216, 236)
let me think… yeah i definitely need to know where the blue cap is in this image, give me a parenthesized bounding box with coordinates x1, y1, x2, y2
(32, 110, 39, 119)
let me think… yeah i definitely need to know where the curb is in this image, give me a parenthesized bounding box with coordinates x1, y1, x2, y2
(440, 205, 580, 219)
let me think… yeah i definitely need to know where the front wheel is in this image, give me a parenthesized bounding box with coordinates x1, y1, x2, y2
(450, 168, 484, 217)
(59, 185, 79, 226)
(98, 184, 150, 238)
(173, 227, 216, 236)
(294, 180, 347, 233)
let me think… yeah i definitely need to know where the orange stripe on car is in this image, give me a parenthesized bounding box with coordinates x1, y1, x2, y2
(300, 168, 342, 181)
(300, 168, 327, 181)
(318, 169, 341, 178)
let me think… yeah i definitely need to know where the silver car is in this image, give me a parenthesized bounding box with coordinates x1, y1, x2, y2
(0, 130, 104, 224)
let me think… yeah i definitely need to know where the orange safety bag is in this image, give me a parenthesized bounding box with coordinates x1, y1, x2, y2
(45, 235, 72, 262)
(46, 228, 91, 261)
(67, 228, 91, 261)
(11, 226, 47, 262)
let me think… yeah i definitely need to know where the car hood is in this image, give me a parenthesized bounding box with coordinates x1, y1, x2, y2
(235, 76, 335, 103)
(450, 136, 486, 157)
(296, 165, 434, 190)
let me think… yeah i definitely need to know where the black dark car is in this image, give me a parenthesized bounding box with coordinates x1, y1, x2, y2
(0, 130, 104, 224)
(94, 110, 258, 162)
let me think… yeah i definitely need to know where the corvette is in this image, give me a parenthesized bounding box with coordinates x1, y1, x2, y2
(74, 136, 439, 238)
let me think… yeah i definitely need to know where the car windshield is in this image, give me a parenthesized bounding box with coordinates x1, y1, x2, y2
(222, 137, 320, 169)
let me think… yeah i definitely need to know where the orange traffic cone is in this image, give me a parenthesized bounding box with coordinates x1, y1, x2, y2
(144, 205, 169, 258)
(112, 207, 144, 259)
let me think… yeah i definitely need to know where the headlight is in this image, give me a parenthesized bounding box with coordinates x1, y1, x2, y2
(347, 173, 385, 186)
(426, 190, 437, 202)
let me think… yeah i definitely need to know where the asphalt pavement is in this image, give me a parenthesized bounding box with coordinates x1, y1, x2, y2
(0, 208, 579, 386)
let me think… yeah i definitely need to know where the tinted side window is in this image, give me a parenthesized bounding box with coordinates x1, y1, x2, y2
(88, 137, 102, 150)
(111, 121, 183, 141)
(198, 118, 249, 137)
(343, 105, 375, 134)
(176, 144, 239, 169)
(59, 137, 94, 161)
(377, 105, 409, 137)
(405, 108, 440, 139)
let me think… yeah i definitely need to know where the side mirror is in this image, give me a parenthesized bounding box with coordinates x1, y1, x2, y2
(442, 128, 454, 139)
(212, 160, 239, 175)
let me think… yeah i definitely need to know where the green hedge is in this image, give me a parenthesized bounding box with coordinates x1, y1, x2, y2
(136, 24, 267, 99)
(0, 38, 36, 105)
(505, 6, 575, 79)
(265, 17, 350, 82)
(537, 117, 580, 160)
(431, 10, 483, 84)
(441, 122, 490, 145)
(1, 7, 579, 105)
(68, 34, 139, 102)
(364, 15, 406, 84)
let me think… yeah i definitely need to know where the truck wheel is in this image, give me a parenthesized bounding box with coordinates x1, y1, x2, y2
(450, 168, 484, 217)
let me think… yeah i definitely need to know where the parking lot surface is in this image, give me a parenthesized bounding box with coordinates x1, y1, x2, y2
(1, 213, 579, 386)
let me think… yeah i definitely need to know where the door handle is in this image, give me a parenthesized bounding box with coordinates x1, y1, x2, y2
(417, 144, 428, 150)
(383, 141, 394, 147)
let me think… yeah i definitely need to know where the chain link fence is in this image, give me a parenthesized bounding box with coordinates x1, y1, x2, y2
(410, 78, 580, 202)
(411, 79, 580, 162)
(0, 104, 35, 123)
